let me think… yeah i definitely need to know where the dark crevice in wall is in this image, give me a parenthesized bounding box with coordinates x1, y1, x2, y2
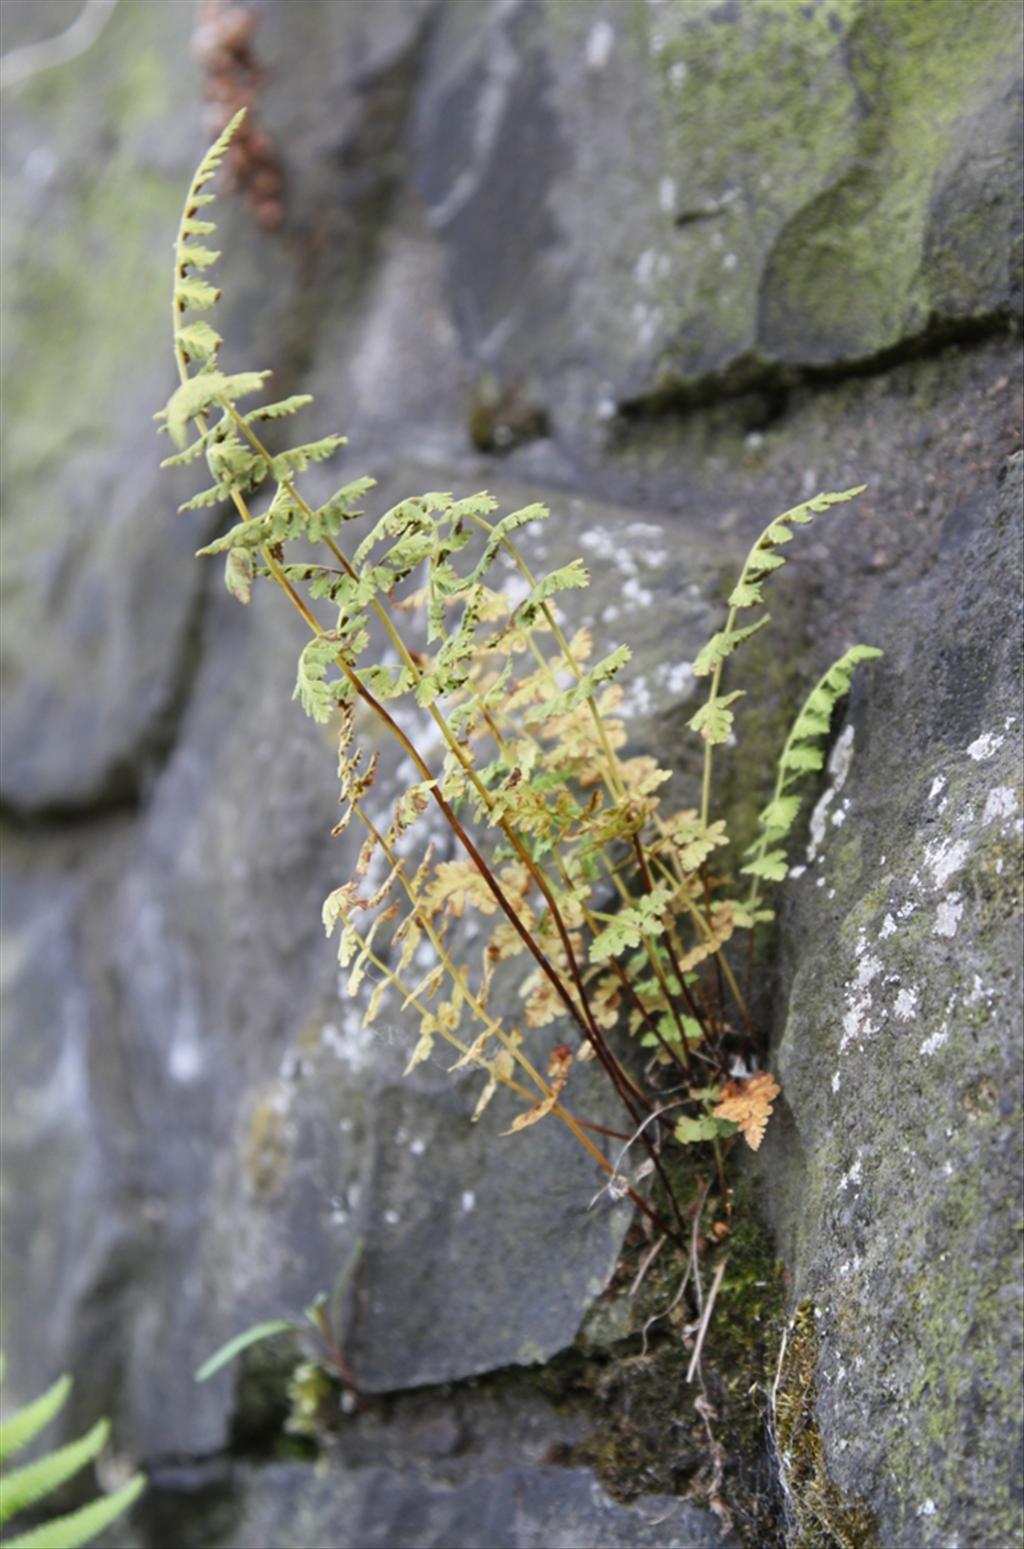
(617, 308, 1019, 429)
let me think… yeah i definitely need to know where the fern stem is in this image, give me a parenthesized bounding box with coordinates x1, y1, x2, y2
(489, 594, 707, 1061)
(343, 920, 680, 1244)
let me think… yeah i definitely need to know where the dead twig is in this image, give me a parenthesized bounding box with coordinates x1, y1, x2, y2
(686, 1255, 728, 1385)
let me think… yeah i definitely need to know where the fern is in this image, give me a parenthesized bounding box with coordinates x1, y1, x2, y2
(158, 116, 884, 1238)
(0, 1361, 143, 1549)
(742, 645, 884, 894)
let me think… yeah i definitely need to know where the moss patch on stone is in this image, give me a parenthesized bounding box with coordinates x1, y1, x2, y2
(770, 1301, 878, 1549)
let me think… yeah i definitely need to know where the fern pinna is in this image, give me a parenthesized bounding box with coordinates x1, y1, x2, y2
(158, 112, 881, 1245)
(0, 1361, 144, 1549)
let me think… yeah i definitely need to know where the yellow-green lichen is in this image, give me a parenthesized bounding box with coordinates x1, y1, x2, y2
(242, 1093, 292, 1199)
(641, 0, 1020, 380)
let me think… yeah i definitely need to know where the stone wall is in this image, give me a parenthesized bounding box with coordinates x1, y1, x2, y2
(1, 2, 1020, 1545)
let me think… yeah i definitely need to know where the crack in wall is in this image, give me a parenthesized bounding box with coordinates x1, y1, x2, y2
(617, 309, 1019, 427)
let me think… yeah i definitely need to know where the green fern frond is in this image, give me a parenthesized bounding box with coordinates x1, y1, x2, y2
(270, 435, 346, 480)
(176, 319, 223, 364)
(1, 1421, 108, 1520)
(171, 109, 246, 370)
(178, 483, 231, 512)
(305, 477, 376, 541)
(686, 690, 745, 746)
(194, 1320, 295, 1383)
(190, 108, 247, 195)
(244, 395, 315, 422)
(512, 559, 590, 626)
(157, 369, 271, 449)
(691, 615, 771, 677)
(524, 645, 631, 723)
(727, 486, 866, 612)
(174, 274, 221, 313)
(3, 1477, 145, 1549)
(0, 1365, 143, 1549)
(693, 486, 868, 825)
(743, 644, 883, 893)
(463, 502, 549, 587)
(0, 1377, 70, 1464)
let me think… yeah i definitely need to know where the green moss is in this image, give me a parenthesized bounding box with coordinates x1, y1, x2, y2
(771, 1302, 878, 1549)
(554, 1169, 793, 1545)
(642, 0, 1019, 379)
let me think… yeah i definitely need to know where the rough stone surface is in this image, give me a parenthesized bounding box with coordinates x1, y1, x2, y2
(413, 0, 1023, 435)
(223, 1463, 736, 1549)
(1, 2, 1021, 1548)
(759, 453, 1024, 1549)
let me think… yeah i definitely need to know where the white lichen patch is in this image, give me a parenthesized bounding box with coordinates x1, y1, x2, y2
(923, 836, 970, 888)
(933, 893, 964, 939)
(982, 784, 1019, 825)
(838, 1153, 863, 1192)
(928, 775, 947, 801)
(966, 731, 1005, 761)
(965, 974, 994, 1008)
(621, 675, 652, 716)
(461, 1189, 476, 1213)
(621, 574, 653, 608)
(806, 726, 856, 862)
(893, 987, 919, 1021)
(586, 18, 615, 71)
(920, 1026, 949, 1056)
(657, 660, 695, 698)
(840, 992, 876, 1052)
(879, 913, 897, 938)
(322, 1007, 377, 1073)
(169, 1037, 203, 1084)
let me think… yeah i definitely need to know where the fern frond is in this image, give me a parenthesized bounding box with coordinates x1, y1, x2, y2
(1, 1420, 108, 1520)
(270, 436, 346, 480)
(524, 645, 631, 723)
(174, 275, 221, 313)
(176, 320, 223, 364)
(3, 1477, 145, 1549)
(464, 503, 549, 587)
(0, 1366, 144, 1549)
(179, 244, 221, 270)
(691, 615, 770, 677)
(244, 395, 315, 422)
(189, 108, 247, 195)
(157, 370, 271, 448)
(0, 1377, 70, 1464)
(742, 644, 882, 892)
(171, 109, 246, 369)
(687, 690, 744, 745)
(194, 1320, 294, 1383)
(693, 486, 868, 827)
(512, 559, 589, 626)
(178, 483, 231, 511)
(728, 486, 866, 612)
